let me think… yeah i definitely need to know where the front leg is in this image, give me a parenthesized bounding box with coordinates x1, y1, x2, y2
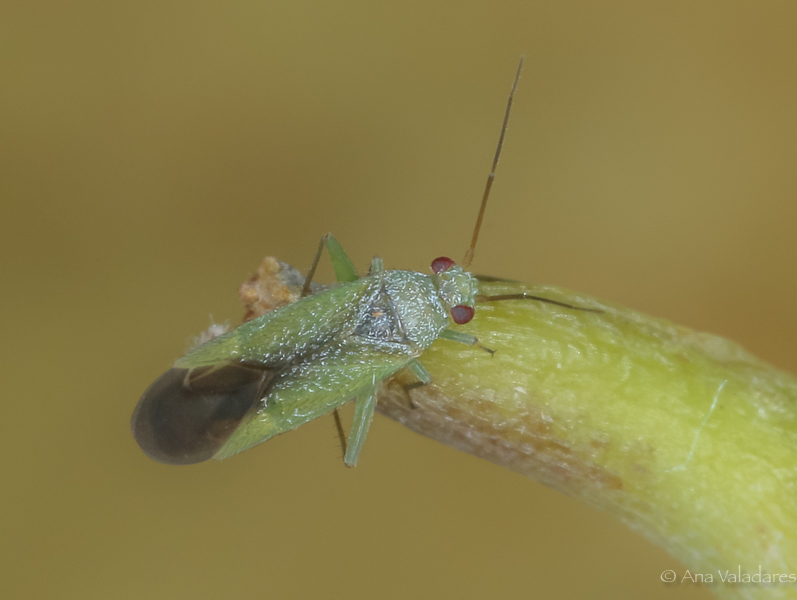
(439, 328, 495, 355)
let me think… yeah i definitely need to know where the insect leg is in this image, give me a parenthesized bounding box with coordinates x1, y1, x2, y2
(302, 234, 360, 297)
(369, 256, 384, 275)
(344, 385, 378, 467)
(439, 328, 495, 355)
(326, 235, 359, 283)
(407, 359, 431, 384)
(332, 408, 347, 458)
(400, 360, 433, 409)
(476, 293, 602, 313)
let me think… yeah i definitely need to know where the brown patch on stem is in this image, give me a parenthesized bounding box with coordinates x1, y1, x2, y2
(377, 372, 623, 497)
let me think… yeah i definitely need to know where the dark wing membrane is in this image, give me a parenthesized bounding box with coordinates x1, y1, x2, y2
(130, 363, 273, 465)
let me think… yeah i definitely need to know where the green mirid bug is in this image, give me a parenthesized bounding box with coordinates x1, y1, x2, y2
(131, 57, 595, 467)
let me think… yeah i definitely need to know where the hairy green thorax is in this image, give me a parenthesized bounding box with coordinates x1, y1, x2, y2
(379, 270, 451, 349)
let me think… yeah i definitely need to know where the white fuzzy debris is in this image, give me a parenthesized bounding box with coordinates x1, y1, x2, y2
(186, 316, 231, 352)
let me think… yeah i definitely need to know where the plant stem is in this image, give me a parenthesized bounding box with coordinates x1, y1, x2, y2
(379, 279, 797, 599)
(242, 260, 797, 598)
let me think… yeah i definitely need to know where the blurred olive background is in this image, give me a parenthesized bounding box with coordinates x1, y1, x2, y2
(2, 1, 796, 599)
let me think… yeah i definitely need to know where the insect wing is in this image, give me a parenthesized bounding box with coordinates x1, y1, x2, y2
(132, 278, 379, 464)
(174, 278, 375, 369)
(131, 362, 274, 465)
(214, 341, 413, 459)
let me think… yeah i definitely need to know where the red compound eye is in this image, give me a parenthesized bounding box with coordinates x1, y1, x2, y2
(431, 256, 456, 274)
(450, 305, 474, 324)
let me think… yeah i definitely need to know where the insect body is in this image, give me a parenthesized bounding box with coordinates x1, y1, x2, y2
(131, 57, 584, 467)
(131, 236, 481, 466)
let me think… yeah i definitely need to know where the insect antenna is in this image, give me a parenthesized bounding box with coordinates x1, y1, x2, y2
(462, 55, 524, 269)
